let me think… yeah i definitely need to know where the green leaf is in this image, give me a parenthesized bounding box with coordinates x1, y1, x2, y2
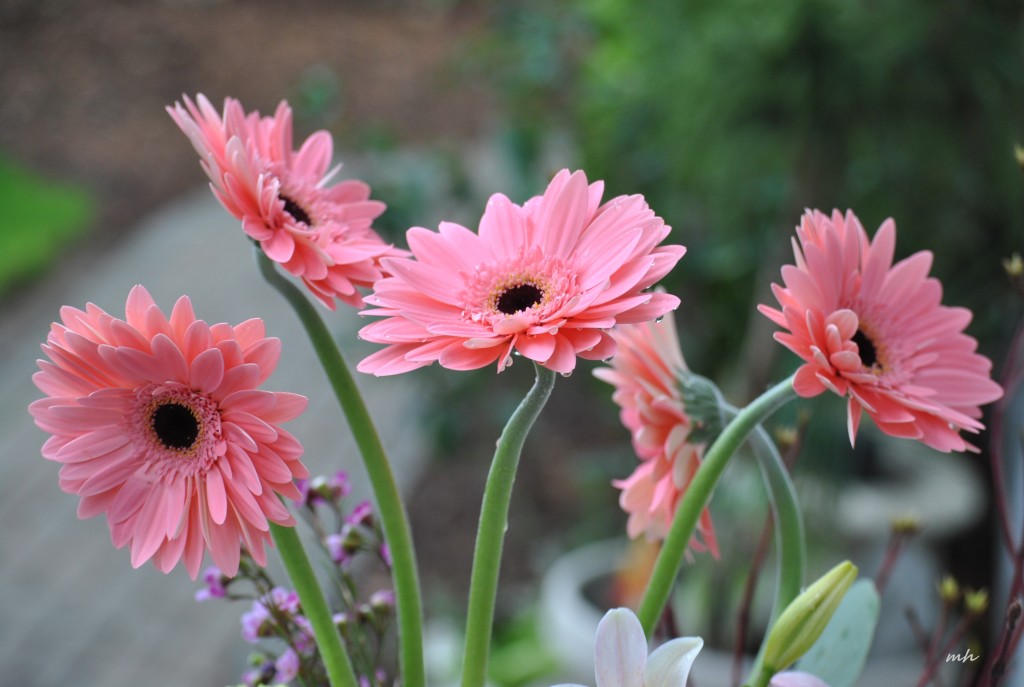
(794, 579, 880, 687)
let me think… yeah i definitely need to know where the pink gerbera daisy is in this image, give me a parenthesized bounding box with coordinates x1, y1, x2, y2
(168, 93, 400, 309)
(29, 286, 309, 578)
(759, 209, 1002, 451)
(594, 316, 718, 555)
(356, 169, 685, 375)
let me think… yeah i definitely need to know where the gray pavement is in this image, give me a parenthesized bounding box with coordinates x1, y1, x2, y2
(0, 187, 428, 686)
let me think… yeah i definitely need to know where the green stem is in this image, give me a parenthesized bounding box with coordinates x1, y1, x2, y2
(636, 374, 798, 635)
(744, 423, 805, 682)
(747, 665, 777, 687)
(460, 364, 557, 687)
(256, 249, 425, 687)
(271, 523, 359, 687)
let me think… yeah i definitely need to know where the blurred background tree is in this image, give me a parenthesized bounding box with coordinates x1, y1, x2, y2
(480, 0, 1024, 390)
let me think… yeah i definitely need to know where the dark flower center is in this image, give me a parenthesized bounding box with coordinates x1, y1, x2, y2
(853, 329, 879, 369)
(496, 283, 543, 314)
(281, 195, 312, 226)
(152, 402, 200, 450)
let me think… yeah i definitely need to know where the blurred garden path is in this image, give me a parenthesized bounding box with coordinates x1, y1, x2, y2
(0, 186, 430, 686)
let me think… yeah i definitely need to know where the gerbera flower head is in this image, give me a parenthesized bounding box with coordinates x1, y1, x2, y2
(29, 286, 309, 578)
(168, 93, 400, 309)
(357, 169, 685, 376)
(759, 209, 1002, 452)
(594, 315, 718, 556)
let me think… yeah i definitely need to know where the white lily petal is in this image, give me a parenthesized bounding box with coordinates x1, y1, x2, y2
(595, 608, 648, 687)
(644, 636, 703, 687)
(770, 671, 831, 687)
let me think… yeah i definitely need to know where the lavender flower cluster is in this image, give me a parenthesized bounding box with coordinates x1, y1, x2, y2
(195, 471, 396, 687)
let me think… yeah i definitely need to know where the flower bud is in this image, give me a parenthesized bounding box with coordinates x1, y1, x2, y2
(964, 588, 989, 615)
(369, 589, 395, 613)
(890, 515, 921, 537)
(347, 499, 375, 527)
(1003, 252, 1023, 280)
(677, 373, 726, 444)
(763, 561, 858, 672)
(339, 523, 364, 554)
(938, 575, 960, 604)
(1008, 599, 1022, 626)
(773, 426, 799, 451)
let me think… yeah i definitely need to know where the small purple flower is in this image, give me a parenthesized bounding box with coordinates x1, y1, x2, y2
(296, 471, 351, 507)
(267, 586, 301, 615)
(240, 588, 299, 644)
(359, 676, 372, 687)
(326, 470, 352, 499)
(380, 542, 392, 569)
(275, 648, 301, 683)
(241, 602, 272, 644)
(293, 615, 315, 653)
(326, 533, 350, 565)
(294, 478, 312, 505)
(194, 566, 227, 602)
(347, 499, 374, 526)
(369, 589, 395, 610)
(242, 661, 275, 687)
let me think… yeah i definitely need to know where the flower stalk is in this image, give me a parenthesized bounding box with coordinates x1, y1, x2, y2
(460, 363, 557, 687)
(636, 373, 798, 635)
(743, 423, 806, 671)
(270, 522, 359, 687)
(256, 249, 426, 687)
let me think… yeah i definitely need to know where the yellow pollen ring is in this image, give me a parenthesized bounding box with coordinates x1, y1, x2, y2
(488, 273, 552, 315)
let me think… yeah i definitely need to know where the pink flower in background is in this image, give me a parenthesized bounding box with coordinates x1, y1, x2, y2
(29, 286, 309, 578)
(357, 169, 685, 375)
(594, 316, 718, 556)
(168, 94, 401, 309)
(759, 209, 1002, 452)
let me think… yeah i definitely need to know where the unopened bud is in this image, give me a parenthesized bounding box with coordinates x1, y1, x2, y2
(774, 426, 799, 451)
(1004, 253, 1023, 279)
(890, 515, 921, 537)
(763, 561, 858, 672)
(964, 588, 989, 615)
(347, 500, 375, 527)
(678, 373, 726, 444)
(938, 575, 960, 604)
(340, 523, 364, 553)
(369, 589, 395, 612)
(1008, 599, 1022, 627)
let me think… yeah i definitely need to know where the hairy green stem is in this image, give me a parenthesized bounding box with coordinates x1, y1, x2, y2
(256, 249, 425, 687)
(271, 523, 358, 687)
(460, 364, 557, 687)
(636, 374, 798, 634)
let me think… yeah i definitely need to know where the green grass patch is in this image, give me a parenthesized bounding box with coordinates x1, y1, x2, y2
(0, 154, 94, 295)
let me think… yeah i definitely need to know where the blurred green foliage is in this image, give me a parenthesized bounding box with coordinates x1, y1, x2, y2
(481, 0, 1024, 379)
(0, 155, 93, 296)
